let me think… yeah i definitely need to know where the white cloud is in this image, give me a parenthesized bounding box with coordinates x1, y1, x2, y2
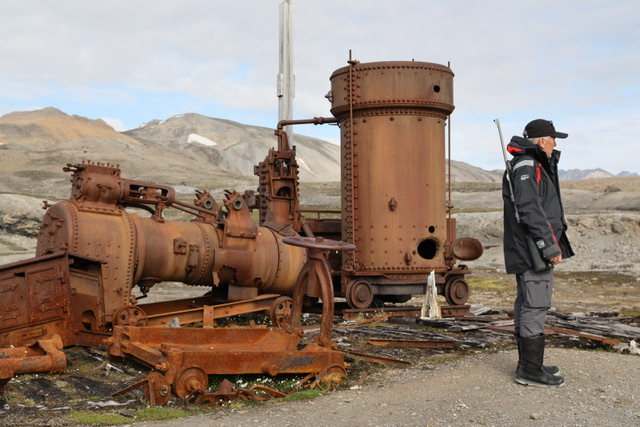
(100, 117, 126, 132)
(0, 0, 638, 173)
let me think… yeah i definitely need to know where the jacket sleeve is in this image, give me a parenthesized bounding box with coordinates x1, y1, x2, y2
(510, 157, 562, 260)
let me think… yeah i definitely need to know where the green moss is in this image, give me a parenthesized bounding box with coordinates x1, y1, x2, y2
(69, 411, 131, 425)
(69, 407, 192, 425)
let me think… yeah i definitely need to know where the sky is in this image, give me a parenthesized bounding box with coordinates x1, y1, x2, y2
(1, 0, 638, 174)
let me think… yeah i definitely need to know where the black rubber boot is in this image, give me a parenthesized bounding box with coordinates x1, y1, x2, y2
(515, 333, 560, 375)
(516, 334, 565, 388)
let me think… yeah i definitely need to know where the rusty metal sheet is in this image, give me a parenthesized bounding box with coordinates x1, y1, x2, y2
(0, 252, 75, 348)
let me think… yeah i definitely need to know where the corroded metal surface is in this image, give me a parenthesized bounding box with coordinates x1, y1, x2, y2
(0, 58, 485, 402)
(327, 60, 481, 307)
(107, 325, 345, 390)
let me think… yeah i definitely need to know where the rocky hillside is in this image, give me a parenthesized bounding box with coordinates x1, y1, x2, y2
(0, 108, 340, 199)
(0, 108, 503, 199)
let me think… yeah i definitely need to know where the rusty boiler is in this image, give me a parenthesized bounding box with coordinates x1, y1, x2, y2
(326, 60, 482, 308)
(35, 162, 308, 328)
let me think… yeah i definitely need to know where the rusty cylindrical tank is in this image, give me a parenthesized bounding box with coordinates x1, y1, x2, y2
(329, 60, 463, 307)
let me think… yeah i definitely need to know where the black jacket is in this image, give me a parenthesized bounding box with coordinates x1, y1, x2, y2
(502, 136, 574, 274)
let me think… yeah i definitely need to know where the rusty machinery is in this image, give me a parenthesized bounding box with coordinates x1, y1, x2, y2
(0, 59, 482, 402)
(303, 60, 483, 308)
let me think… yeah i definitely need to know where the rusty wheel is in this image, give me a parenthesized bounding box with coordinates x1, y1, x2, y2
(113, 305, 148, 327)
(444, 276, 470, 305)
(316, 364, 347, 391)
(145, 371, 171, 406)
(173, 365, 208, 400)
(269, 296, 293, 328)
(346, 279, 374, 309)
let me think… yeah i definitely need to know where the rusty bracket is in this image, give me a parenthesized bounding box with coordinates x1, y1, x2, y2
(112, 371, 171, 407)
(283, 236, 356, 349)
(0, 335, 66, 391)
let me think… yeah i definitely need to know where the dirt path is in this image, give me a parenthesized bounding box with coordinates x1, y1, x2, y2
(136, 348, 639, 427)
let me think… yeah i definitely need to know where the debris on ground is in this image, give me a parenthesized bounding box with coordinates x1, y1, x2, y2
(0, 308, 637, 426)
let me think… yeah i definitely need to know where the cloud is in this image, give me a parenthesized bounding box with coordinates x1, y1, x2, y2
(100, 117, 126, 132)
(0, 0, 638, 173)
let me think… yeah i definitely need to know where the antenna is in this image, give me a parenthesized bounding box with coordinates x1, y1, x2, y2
(278, 0, 295, 136)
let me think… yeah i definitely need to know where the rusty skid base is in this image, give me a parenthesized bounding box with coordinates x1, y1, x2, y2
(109, 325, 345, 402)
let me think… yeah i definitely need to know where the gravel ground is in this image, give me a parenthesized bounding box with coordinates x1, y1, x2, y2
(136, 348, 639, 427)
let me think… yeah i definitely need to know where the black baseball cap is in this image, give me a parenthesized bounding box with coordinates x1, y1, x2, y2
(523, 119, 568, 139)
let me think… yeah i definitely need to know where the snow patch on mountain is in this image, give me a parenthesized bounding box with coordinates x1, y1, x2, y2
(187, 133, 217, 147)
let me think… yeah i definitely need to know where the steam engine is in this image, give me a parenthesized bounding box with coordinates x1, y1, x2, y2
(19, 60, 483, 329)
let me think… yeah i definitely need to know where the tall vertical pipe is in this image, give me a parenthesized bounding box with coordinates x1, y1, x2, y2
(277, 0, 295, 136)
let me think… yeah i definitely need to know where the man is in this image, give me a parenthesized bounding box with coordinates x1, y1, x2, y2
(502, 119, 574, 387)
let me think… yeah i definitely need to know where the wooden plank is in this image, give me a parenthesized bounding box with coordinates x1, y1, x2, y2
(366, 338, 456, 349)
(546, 326, 620, 345)
(345, 351, 411, 366)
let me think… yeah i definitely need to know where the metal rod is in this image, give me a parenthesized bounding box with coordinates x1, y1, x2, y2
(276, 116, 338, 130)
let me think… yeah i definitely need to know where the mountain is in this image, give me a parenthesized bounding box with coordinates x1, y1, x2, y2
(0, 108, 340, 199)
(559, 168, 639, 181)
(123, 113, 340, 181)
(0, 107, 140, 147)
(0, 107, 623, 200)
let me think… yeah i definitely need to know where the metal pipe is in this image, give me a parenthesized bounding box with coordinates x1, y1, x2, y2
(276, 116, 338, 130)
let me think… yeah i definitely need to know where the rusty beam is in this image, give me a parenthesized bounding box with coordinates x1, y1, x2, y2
(546, 326, 621, 346)
(366, 338, 457, 349)
(344, 351, 411, 366)
(0, 335, 67, 392)
(341, 305, 470, 321)
(140, 294, 280, 327)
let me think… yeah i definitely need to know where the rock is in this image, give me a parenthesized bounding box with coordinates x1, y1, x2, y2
(0, 194, 44, 237)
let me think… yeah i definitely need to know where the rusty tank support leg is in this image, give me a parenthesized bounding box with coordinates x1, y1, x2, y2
(283, 236, 356, 348)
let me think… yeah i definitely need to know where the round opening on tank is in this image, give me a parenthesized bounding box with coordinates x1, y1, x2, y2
(417, 238, 439, 260)
(433, 85, 441, 93)
(428, 225, 436, 233)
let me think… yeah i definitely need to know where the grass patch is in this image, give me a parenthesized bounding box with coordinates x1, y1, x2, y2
(208, 373, 306, 394)
(467, 276, 510, 292)
(69, 407, 192, 425)
(70, 411, 131, 425)
(425, 354, 463, 365)
(279, 389, 328, 401)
